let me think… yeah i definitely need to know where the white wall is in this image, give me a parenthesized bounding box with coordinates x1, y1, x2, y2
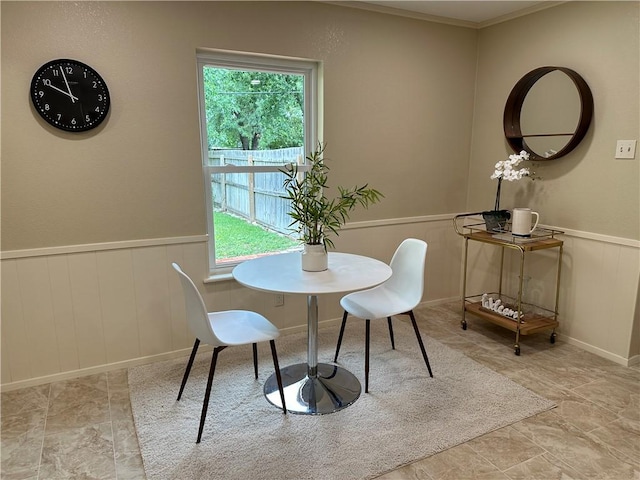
(2, 1, 639, 390)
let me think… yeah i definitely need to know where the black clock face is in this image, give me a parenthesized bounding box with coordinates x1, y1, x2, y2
(30, 59, 110, 132)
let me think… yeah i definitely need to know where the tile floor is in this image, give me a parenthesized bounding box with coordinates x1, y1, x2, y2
(2, 302, 639, 479)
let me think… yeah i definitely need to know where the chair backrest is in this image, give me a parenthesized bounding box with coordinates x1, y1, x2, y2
(171, 263, 221, 345)
(384, 238, 428, 310)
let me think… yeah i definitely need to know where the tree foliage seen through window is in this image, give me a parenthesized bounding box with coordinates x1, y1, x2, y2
(203, 67, 304, 150)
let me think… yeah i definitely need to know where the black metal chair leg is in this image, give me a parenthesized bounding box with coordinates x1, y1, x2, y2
(252, 343, 258, 379)
(269, 340, 287, 414)
(197, 346, 226, 444)
(409, 311, 433, 377)
(365, 319, 371, 393)
(177, 338, 200, 401)
(334, 310, 349, 362)
(387, 317, 395, 349)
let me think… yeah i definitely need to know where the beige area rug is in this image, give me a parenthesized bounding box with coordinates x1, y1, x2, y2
(128, 318, 555, 480)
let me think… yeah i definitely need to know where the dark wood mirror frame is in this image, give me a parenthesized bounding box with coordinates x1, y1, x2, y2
(503, 66, 594, 161)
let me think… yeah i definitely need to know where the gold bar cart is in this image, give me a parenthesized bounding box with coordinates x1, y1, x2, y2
(454, 213, 564, 355)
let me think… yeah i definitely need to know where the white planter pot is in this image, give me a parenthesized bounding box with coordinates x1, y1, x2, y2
(301, 244, 328, 272)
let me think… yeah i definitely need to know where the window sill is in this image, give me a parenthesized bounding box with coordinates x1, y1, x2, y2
(204, 267, 236, 284)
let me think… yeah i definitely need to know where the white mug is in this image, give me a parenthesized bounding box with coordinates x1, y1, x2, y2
(511, 208, 539, 236)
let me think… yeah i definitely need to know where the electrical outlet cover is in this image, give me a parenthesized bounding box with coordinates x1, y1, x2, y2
(615, 140, 636, 159)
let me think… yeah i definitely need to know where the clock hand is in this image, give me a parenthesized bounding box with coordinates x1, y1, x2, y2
(42, 79, 79, 102)
(59, 66, 76, 104)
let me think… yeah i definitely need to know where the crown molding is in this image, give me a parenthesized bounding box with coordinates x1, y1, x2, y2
(324, 1, 567, 29)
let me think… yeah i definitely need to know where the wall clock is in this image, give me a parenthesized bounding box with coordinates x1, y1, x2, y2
(30, 59, 110, 132)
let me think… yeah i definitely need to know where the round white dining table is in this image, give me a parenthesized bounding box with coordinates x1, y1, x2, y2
(232, 251, 392, 414)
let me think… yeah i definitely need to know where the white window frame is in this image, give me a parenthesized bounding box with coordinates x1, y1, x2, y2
(196, 50, 319, 277)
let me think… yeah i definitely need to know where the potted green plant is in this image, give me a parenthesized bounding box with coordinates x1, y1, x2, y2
(280, 143, 383, 271)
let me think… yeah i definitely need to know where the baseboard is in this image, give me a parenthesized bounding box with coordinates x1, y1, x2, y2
(0, 348, 196, 393)
(1, 296, 632, 392)
(558, 334, 636, 367)
(421, 297, 461, 307)
(0, 319, 342, 392)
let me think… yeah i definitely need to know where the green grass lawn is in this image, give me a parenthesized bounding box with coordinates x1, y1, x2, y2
(214, 211, 299, 259)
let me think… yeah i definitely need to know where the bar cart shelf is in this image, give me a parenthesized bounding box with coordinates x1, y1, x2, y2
(454, 213, 564, 355)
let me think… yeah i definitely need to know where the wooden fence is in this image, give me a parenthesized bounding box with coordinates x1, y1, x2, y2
(208, 147, 304, 234)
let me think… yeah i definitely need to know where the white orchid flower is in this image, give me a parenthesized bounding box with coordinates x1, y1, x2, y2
(491, 150, 532, 211)
(490, 151, 531, 181)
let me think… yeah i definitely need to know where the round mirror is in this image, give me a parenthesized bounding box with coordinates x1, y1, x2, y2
(503, 67, 594, 161)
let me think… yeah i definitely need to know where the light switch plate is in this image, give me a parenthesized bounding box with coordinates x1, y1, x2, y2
(615, 140, 636, 159)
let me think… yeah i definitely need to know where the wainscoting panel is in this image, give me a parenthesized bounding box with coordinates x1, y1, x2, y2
(96, 249, 140, 364)
(67, 252, 109, 371)
(132, 246, 174, 358)
(558, 235, 639, 360)
(2, 221, 638, 390)
(48, 255, 82, 375)
(2, 259, 33, 382)
(1, 239, 209, 389)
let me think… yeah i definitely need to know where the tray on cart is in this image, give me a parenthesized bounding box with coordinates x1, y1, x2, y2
(491, 230, 556, 243)
(454, 212, 563, 241)
(464, 293, 558, 335)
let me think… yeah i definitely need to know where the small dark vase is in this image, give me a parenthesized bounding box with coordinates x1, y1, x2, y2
(482, 209, 511, 233)
(483, 177, 510, 232)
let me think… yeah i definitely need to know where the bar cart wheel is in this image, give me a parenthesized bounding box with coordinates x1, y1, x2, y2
(550, 332, 557, 344)
(461, 319, 467, 330)
(514, 344, 521, 356)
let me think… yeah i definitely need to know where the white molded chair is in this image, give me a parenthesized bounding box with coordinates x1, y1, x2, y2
(333, 239, 433, 392)
(172, 263, 286, 443)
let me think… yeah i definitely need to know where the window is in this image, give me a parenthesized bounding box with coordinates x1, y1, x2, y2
(196, 51, 318, 274)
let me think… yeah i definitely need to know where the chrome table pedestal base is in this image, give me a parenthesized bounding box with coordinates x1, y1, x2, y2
(264, 362, 361, 414)
(233, 256, 391, 416)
